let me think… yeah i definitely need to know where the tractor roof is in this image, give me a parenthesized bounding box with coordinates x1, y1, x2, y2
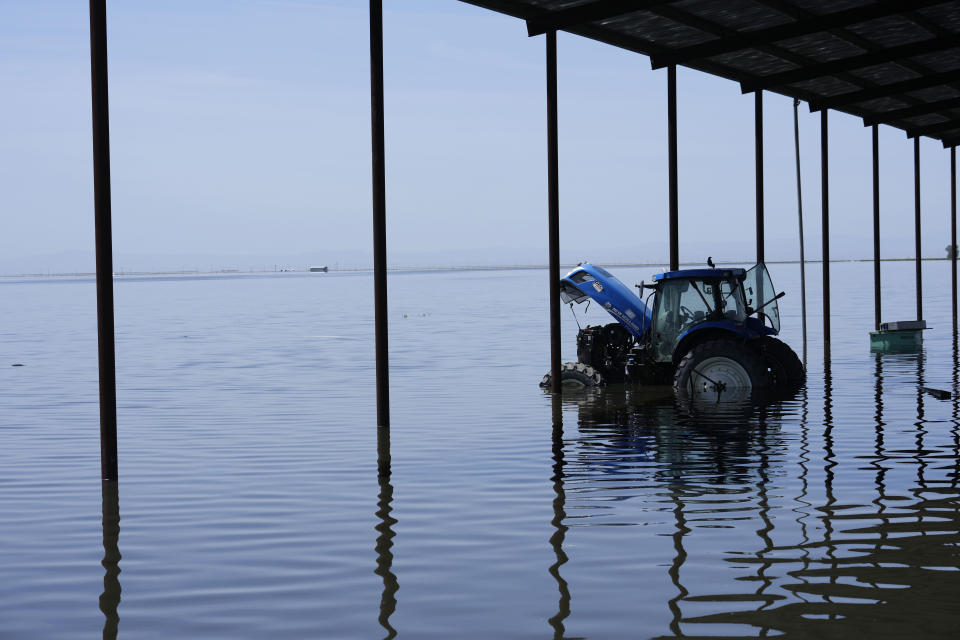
(653, 268, 746, 281)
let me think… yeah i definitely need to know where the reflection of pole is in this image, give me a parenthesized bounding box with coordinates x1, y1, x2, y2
(375, 466, 398, 639)
(952, 332, 959, 489)
(793, 100, 807, 358)
(667, 488, 689, 636)
(794, 383, 813, 601)
(753, 415, 775, 617)
(915, 352, 928, 498)
(822, 356, 837, 598)
(548, 395, 570, 639)
(100, 481, 121, 640)
(872, 355, 888, 562)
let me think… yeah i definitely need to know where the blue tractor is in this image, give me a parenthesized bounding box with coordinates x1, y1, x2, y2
(541, 262, 804, 399)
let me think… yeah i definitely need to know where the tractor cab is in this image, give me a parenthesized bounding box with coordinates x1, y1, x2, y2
(649, 269, 749, 362)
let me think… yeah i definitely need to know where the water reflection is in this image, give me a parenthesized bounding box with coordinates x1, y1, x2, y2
(552, 350, 960, 638)
(953, 332, 960, 490)
(821, 356, 838, 611)
(100, 480, 121, 640)
(375, 434, 398, 640)
(548, 396, 571, 639)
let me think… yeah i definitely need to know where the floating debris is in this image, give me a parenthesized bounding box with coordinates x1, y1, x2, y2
(11, 363, 24, 367)
(921, 386, 952, 400)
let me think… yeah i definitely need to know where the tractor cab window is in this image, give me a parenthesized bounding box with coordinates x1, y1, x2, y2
(719, 278, 747, 322)
(653, 276, 749, 361)
(744, 263, 781, 332)
(652, 278, 713, 360)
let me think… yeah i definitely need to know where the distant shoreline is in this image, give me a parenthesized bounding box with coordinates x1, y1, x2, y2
(0, 256, 956, 279)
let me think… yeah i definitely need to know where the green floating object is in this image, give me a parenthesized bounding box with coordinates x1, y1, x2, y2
(870, 320, 928, 353)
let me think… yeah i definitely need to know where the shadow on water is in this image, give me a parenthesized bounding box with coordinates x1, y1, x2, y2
(100, 480, 121, 640)
(548, 352, 960, 638)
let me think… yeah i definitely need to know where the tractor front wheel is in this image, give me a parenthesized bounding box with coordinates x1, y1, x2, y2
(540, 362, 604, 389)
(673, 339, 770, 399)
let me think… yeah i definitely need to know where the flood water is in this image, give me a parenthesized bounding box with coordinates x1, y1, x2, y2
(3, 260, 960, 638)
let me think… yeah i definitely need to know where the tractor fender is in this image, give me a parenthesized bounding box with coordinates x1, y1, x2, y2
(672, 325, 755, 365)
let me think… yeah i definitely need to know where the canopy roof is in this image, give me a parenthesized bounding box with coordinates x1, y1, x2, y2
(460, 0, 960, 146)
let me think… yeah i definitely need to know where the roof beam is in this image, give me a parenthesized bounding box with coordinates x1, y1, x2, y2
(863, 96, 960, 126)
(907, 119, 960, 138)
(649, 0, 948, 69)
(526, 0, 672, 37)
(741, 36, 960, 93)
(810, 68, 960, 112)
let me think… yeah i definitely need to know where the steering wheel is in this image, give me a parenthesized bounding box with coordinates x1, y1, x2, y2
(679, 305, 696, 324)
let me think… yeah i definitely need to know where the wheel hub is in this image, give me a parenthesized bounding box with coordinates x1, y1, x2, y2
(689, 356, 753, 399)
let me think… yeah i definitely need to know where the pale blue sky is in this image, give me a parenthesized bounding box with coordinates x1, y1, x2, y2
(1, 0, 955, 273)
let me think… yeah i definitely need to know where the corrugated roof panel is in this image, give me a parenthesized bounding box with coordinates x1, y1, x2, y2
(918, 3, 960, 31)
(790, 0, 871, 13)
(459, 0, 960, 143)
(847, 16, 936, 47)
(679, 0, 790, 32)
(849, 63, 923, 85)
(777, 32, 867, 61)
(712, 48, 797, 75)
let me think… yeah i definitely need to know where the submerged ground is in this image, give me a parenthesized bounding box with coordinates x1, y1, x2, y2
(2, 261, 959, 638)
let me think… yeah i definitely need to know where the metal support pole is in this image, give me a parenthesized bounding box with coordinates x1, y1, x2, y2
(915, 137, 923, 322)
(668, 65, 679, 272)
(755, 91, 764, 264)
(952, 147, 957, 331)
(89, 0, 118, 482)
(547, 31, 562, 394)
(873, 125, 881, 330)
(370, 0, 390, 439)
(821, 110, 830, 346)
(792, 99, 807, 359)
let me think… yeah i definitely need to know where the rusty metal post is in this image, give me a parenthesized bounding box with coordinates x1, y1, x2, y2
(873, 125, 881, 330)
(755, 90, 764, 264)
(793, 99, 807, 357)
(370, 0, 390, 445)
(821, 110, 830, 346)
(915, 137, 923, 322)
(952, 147, 957, 331)
(88, 0, 118, 481)
(668, 65, 679, 271)
(547, 31, 561, 393)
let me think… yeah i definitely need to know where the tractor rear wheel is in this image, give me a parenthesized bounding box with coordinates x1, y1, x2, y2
(673, 339, 770, 398)
(540, 362, 604, 389)
(759, 336, 805, 395)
